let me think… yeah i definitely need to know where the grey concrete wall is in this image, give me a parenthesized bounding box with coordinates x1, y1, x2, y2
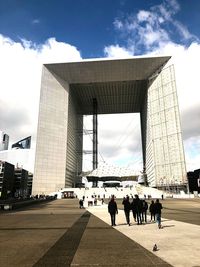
(65, 90, 83, 187)
(32, 67, 69, 195)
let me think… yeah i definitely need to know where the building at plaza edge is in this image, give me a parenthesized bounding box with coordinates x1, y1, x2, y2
(32, 56, 187, 195)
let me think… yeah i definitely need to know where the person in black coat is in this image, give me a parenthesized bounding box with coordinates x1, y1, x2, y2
(130, 196, 137, 222)
(142, 200, 148, 223)
(79, 199, 84, 209)
(108, 195, 118, 226)
(154, 199, 163, 228)
(134, 195, 143, 225)
(149, 200, 155, 221)
(122, 195, 131, 225)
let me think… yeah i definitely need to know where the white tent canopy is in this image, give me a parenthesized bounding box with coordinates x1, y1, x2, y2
(87, 163, 140, 178)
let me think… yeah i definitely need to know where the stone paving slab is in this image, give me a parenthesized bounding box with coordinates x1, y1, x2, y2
(0, 200, 85, 267)
(0, 199, 172, 267)
(87, 204, 200, 267)
(71, 214, 171, 266)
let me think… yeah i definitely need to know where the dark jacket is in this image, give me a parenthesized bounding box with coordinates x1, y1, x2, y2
(149, 203, 155, 213)
(134, 198, 143, 212)
(154, 202, 163, 214)
(108, 200, 118, 214)
(122, 198, 131, 212)
(142, 200, 148, 211)
(131, 199, 137, 211)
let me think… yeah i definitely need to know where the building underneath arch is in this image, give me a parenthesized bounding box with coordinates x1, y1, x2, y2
(32, 56, 187, 195)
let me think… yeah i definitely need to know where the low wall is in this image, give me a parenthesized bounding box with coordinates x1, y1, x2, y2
(0, 197, 56, 211)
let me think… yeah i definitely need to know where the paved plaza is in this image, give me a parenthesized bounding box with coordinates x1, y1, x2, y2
(0, 198, 199, 266)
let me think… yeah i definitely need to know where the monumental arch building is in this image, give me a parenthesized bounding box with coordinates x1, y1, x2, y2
(32, 56, 187, 195)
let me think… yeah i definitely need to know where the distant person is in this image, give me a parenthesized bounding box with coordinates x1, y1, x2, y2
(142, 199, 148, 223)
(134, 195, 142, 225)
(122, 195, 131, 226)
(154, 199, 163, 228)
(149, 200, 155, 221)
(108, 195, 118, 226)
(130, 196, 137, 222)
(79, 199, 84, 209)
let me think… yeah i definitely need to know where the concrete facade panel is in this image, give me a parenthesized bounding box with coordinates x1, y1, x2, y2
(32, 67, 69, 194)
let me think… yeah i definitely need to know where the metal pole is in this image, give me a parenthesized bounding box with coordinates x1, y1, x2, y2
(93, 98, 98, 172)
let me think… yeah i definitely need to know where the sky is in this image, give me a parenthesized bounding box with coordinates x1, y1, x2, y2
(0, 0, 200, 172)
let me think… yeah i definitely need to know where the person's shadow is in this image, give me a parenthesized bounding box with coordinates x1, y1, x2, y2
(115, 223, 129, 226)
(161, 224, 175, 228)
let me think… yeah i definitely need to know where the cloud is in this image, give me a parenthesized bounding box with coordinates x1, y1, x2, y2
(109, 0, 199, 55)
(38, 38, 82, 63)
(156, 0, 180, 20)
(103, 0, 200, 171)
(83, 113, 143, 171)
(181, 104, 200, 140)
(31, 19, 40, 24)
(104, 44, 133, 58)
(0, 99, 30, 140)
(0, 34, 82, 147)
(173, 21, 194, 40)
(184, 137, 200, 171)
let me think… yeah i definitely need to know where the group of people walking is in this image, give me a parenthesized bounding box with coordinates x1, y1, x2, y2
(108, 194, 163, 228)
